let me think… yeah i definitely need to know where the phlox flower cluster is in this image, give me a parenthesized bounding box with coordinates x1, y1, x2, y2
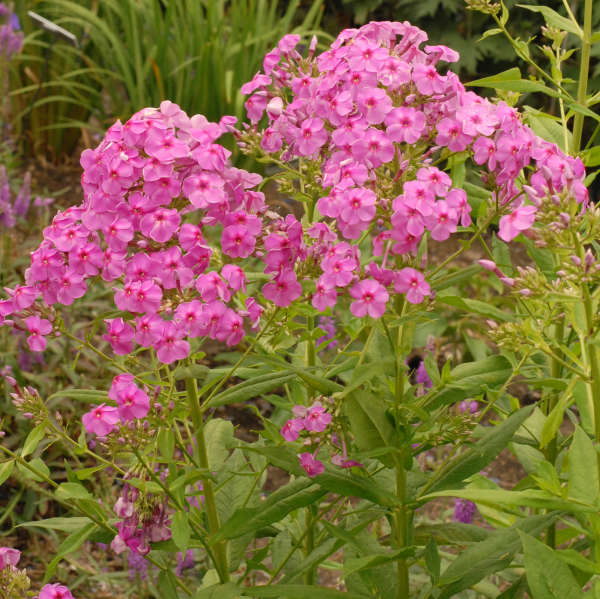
(110, 483, 172, 556)
(241, 21, 587, 317)
(0, 546, 74, 599)
(82, 373, 149, 437)
(0, 102, 276, 361)
(281, 400, 361, 476)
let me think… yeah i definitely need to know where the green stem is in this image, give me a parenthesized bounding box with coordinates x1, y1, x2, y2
(571, 0, 593, 154)
(185, 377, 230, 583)
(545, 318, 564, 549)
(573, 234, 600, 487)
(393, 301, 409, 599)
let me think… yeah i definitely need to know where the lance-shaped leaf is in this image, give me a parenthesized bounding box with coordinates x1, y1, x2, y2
(421, 405, 533, 496)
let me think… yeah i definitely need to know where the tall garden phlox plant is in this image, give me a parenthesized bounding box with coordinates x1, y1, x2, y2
(0, 19, 591, 599)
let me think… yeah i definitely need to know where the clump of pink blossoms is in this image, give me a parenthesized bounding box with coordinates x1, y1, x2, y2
(0, 102, 275, 360)
(282, 400, 361, 476)
(241, 21, 587, 314)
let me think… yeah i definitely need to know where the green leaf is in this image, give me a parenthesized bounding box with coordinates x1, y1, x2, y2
(172, 510, 190, 552)
(423, 355, 513, 410)
(207, 372, 296, 407)
(157, 570, 180, 599)
(422, 406, 533, 495)
(194, 583, 241, 599)
(213, 479, 327, 541)
(581, 146, 600, 167)
(540, 389, 571, 449)
(22, 423, 46, 458)
(0, 461, 14, 486)
(47, 388, 112, 405)
(205, 419, 234, 470)
(425, 536, 441, 584)
(18, 517, 93, 532)
(344, 391, 396, 461)
(55, 482, 92, 502)
(18, 457, 50, 483)
(343, 547, 415, 577)
(157, 428, 175, 460)
(520, 531, 585, 599)
(466, 67, 558, 98)
(244, 585, 369, 598)
(437, 513, 557, 598)
(568, 427, 599, 505)
(437, 295, 511, 322)
(517, 4, 582, 37)
(413, 522, 489, 545)
(424, 488, 596, 512)
(44, 522, 97, 582)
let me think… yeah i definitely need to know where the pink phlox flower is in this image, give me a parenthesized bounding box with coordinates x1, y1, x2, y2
(435, 117, 471, 153)
(416, 167, 451, 197)
(339, 187, 376, 228)
(424, 44, 460, 64)
(312, 278, 338, 311)
(263, 268, 302, 307)
(352, 127, 395, 168)
(143, 175, 181, 205)
(472, 137, 497, 170)
(245, 92, 268, 124)
(295, 118, 328, 157)
(304, 402, 332, 432)
(196, 272, 231, 302)
(394, 267, 431, 304)
(445, 188, 472, 227)
(156, 321, 190, 364)
(412, 63, 446, 95)
(140, 208, 180, 243)
(12, 285, 39, 310)
(25, 315, 52, 352)
(113, 381, 150, 422)
(174, 301, 204, 338)
(134, 313, 164, 347)
(244, 297, 263, 330)
(356, 86, 393, 125)
(0, 547, 20, 569)
(222, 224, 256, 258)
(178, 223, 205, 251)
(281, 418, 304, 442)
(130, 279, 163, 313)
(221, 264, 246, 291)
(349, 279, 389, 318)
(298, 452, 325, 477)
(183, 172, 226, 209)
(125, 252, 159, 283)
(37, 583, 76, 599)
(103, 317, 135, 355)
(215, 308, 245, 346)
(144, 129, 189, 162)
(385, 107, 426, 144)
(57, 272, 86, 306)
(101, 248, 127, 282)
(346, 38, 389, 72)
(498, 204, 536, 242)
(155, 246, 194, 290)
(198, 300, 227, 339)
(68, 242, 103, 276)
(104, 217, 134, 251)
(82, 403, 120, 437)
(427, 200, 458, 241)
